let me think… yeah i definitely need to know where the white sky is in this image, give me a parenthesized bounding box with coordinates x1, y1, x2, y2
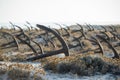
(0, 0, 120, 24)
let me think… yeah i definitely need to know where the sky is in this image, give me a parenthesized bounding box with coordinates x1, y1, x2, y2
(0, 0, 120, 25)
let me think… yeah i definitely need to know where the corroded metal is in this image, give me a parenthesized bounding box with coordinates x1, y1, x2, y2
(0, 23, 120, 61)
(53, 29, 61, 35)
(91, 36, 104, 55)
(97, 35, 119, 59)
(100, 32, 112, 40)
(26, 21, 33, 30)
(109, 25, 117, 32)
(86, 24, 92, 31)
(24, 24, 31, 31)
(48, 39, 56, 48)
(54, 23, 63, 31)
(62, 28, 71, 37)
(77, 23, 87, 39)
(26, 24, 69, 61)
(0, 31, 19, 50)
(101, 26, 107, 32)
(31, 40, 44, 54)
(17, 30, 44, 55)
(9, 21, 15, 30)
(62, 24, 70, 30)
(70, 36, 83, 49)
(110, 31, 120, 40)
(90, 25, 95, 31)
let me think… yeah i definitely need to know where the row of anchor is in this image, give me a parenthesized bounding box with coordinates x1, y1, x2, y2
(0, 22, 120, 61)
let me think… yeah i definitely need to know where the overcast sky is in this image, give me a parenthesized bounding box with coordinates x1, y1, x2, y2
(0, 0, 120, 24)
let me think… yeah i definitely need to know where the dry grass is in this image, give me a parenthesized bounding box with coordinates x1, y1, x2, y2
(8, 68, 30, 79)
(0, 25, 120, 78)
(41, 53, 120, 75)
(0, 62, 45, 80)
